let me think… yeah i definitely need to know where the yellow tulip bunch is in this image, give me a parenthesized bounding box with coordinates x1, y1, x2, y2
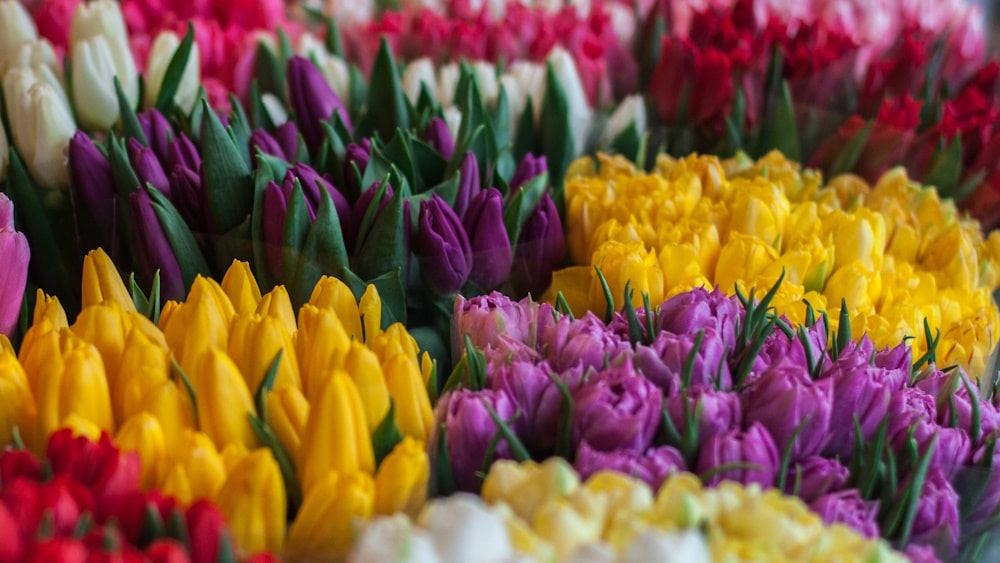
(1, 249, 434, 559)
(475, 458, 905, 562)
(546, 151, 1000, 374)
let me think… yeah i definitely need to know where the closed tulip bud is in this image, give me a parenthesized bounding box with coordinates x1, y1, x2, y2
(482, 458, 580, 523)
(286, 163, 351, 225)
(256, 285, 297, 334)
(401, 57, 436, 105)
(0, 347, 37, 451)
(69, 132, 117, 252)
(70, 0, 136, 108)
(33, 289, 68, 329)
(384, 355, 434, 442)
(307, 275, 363, 340)
(137, 109, 174, 167)
(221, 260, 262, 315)
(509, 154, 547, 191)
(267, 385, 309, 458)
(216, 449, 287, 554)
(426, 116, 455, 161)
(589, 241, 664, 310)
(249, 128, 287, 161)
(274, 121, 303, 164)
(129, 137, 170, 196)
(167, 133, 200, 172)
(229, 314, 302, 393)
(374, 437, 430, 516)
(510, 193, 565, 298)
(18, 319, 61, 400)
(0, 1, 38, 63)
(287, 471, 375, 560)
(129, 189, 185, 300)
(192, 349, 260, 450)
(298, 371, 375, 494)
(287, 56, 351, 150)
(161, 430, 227, 504)
(162, 279, 233, 373)
(70, 301, 130, 421)
(71, 35, 134, 131)
(0, 198, 28, 337)
(36, 337, 114, 442)
(462, 188, 513, 290)
(454, 152, 480, 218)
(295, 304, 353, 401)
(369, 323, 420, 366)
(144, 30, 200, 114)
(343, 342, 392, 431)
(82, 248, 137, 312)
(418, 194, 473, 295)
(4, 72, 75, 190)
(117, 328, 168, 419)
(116, 413, 167, 490)
(343, 140, 370, 202)
(359, 284, 382, 342)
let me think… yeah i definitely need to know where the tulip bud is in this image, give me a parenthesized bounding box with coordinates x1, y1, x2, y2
(0, 2, 38, 65)
(137, 109, 174, 165)
(285, 162, 350, 224)
(192, 349, 260, 450)
(229, 313, 302, 393)
(161, 278, 233, 373)
(545, 47, 593, 155)
(33, 289, 68, 329)
(696, 422, 780, 487)
(144, 30, 200, 114)
(374, 437, 430, 516)
(343, 140, 370, 202)
(509, 154, 547, 191)
(369, 323, 420, 366)
(0, 196, 29, 337)
(117, 328, 169, 420)
(359, 284, 382, 343)
(257, 285, 297, 335)
(129, 188, 185, 301)
(296, 32, 350, 104)
(221, 260, 262, 315)
(453, 151, 480, 219)
(71, 35, 136, 131)
(167, 133, 200, 172)
(384, 355, 434, 442)
(274, 121, 303, 164)
(116, 413, 167, 490)
(35, 336, 114, 442)
(0, 345, 37, 451)
(4, 71, 75, 190)
(341, 342, 392, 430)
(287, 471, 375, 560)
(462, 188, 513, 290)
(185, 499, 238, 563)
(216, 449, 287, 553)
(82, 248, 138, 312)
(426, 116, 455, 161)
(295, 304, 352, 401)
(482, 458, 580, 523)
(70, 134, 119, 254)
(161, 430, 227, 504)
(128, 137, 171, 196)
(287, 56, 351, 150)
(70, 0, 137, 110)
(297, 371, 375, 494)
(401, 57, 436, 105)
(267, 385, 309, 458)
(418, 194, 473, 295)
(70, 301, 131, 421)
(510, 193, 565, 298)
(307, 275, 363, 340)
(249, 128, 287, 161)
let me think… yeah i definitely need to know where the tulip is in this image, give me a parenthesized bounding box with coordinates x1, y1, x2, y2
(418, 194, 473, 295)
(228, 313, 301, 394)
(453, 151, 480, 219)
(574, 443, 685, 491)
(216, 449, 287, 554)
(786, 457, 850, 503)
(509, 193, 565, 298)
(266, 385, 309, 458)
(509, 154, 548, 191)
(295, 304, 351, 400)
(426, 116, 455, 160)
(809, 490, 881, 539)
(70, 301, 132, 420)
(70, 0, 137, 108)
(0, 196, 29, 337)
(374, 437, 430, 516)
(0, 1, 37, 63)
(540, 312, 629, 374)
(743, 360, 833, 461)
(191, 349, 259, 450)
(343, 140, 371, 202)
(249, 128, 287, 161)
(439, 389, 519, 492)
(3, 70, 75, 190)
(297, 371, 375, 494)
(167, 133, 200, 172)
(81, 248, 136, 314)
(128, 137, 171, 196)
(419, 494, 517, 562)
(287, 471, 375, 560)
(161, 430, 227, 504)
(185, 500, 238, 563)
(70, 35, 135, 131)
(35, 336, 114, 442)
(822, 352, 897, 458)
(401, 57, 437, 106)
(287, 56, 351, 151)
(286, 163, 351, 225)
(115, 413, 167, 490)
(0, 345, 37, 451)
(635, 329, 731, 393)
(161, 277, 233, 373)
(129, 188, 185, 301)
(384, 355, 435, 442)
(221, 260, 262, 315)
(143, 30, 200, 114)
(369, 323, 421, 366)
(487, 360, 563, 453)
(462, 188, 513, 290)
(137, 109, 174, 166)
(346, 516, 438, 563)
(32, 289, 68, 330)
(307, 275, 364, 340)
(571, 365, 663, 455)
(481, 458, 580, 523)
(296, 33, 351, 105)
(696, 422, 780, 487)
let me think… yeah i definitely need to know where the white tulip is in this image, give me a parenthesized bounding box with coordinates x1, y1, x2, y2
(262, 93, 289, 126)
(436, 63, 461, 108)
(617, 529, 712, 563)
(2, 39, 68, 111)
(565, 541, 616, 563)
(503, 61, 546, 121)
(70, 0, 138, 111)
(418, 494, 516, 563)
(600, 95, 647, 147)
(472, 62, 500, 108)
(0, 1, 38, 65)
(402, 58, 437, 106)
(347, 515, 441, 563)
(71, 36, 130, 130)
(545, 46, 594, 155)
(443, 106, 463, 142)
(3, 74, 75, 190)
(143, 30, 201, 114)
(3, 68, 40, 163)
(498, 77, 525, 136)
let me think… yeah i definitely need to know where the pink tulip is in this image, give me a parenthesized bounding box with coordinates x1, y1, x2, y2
(0, 194, 29, 338)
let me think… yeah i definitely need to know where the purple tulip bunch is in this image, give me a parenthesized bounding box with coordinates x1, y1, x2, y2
(437, 285, 1000, 560)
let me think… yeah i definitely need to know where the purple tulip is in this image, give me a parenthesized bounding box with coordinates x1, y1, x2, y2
(509, 193, 565, 299)
(539, 311, 630, 373)
(462, 188, 512, 290)
(285, 163, 351, 226)
(909, 468, 960, 557)
(0, 195, 29, 337)
(664, 384, 742, 446)
(755, 322, 827, 378)
(574, 442, 685, 490)
(657, 287, 742, 352)
(262, 181, 290, 280)
(956, 442, 1000, 535)
(454, 152, 480, 218)
(821, 353, 896, 459)
(167, 133, 201, 172)
(426, 116, 455, 160)
(902, 545, 940, 563)
(916, 370, 1000, 440)
(488, 360, 564, 453)
(169, 165, 206, 233)
(137, 109, 173, 165)
(452, 292, 547, 357)
(128, 138, 171, 198)
(809, 490, 881, 539)
(887, 388, 971, 479)
(129, 189, 184, 301)
(345, 179, 393, 253)
(696, 422, 780, 487)
(510, 154, 547, 190)
(418, 194, 473, 295)
(438, 389, 519, 492)
(249, 128, 287, 161)
(571, 363, 663, 453)
(874, 341, 912, 371)
(274, 121, 302, 162)
(287, 56, 352, 151)
(785, 457, 850, 502)
(69, 131, 116, 253)
(634, 329, 731, 393)
(742, 359, 832, 461)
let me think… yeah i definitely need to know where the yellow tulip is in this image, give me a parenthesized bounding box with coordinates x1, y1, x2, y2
(359, 285, 382, 342)
(220, 442, 250, 474)
(532, 492, 605, 558)
(369, 323, 420, 366)
(116, 413, 167, 489)
(35, 335, 113, 442)
(921, 224, 979, 292)
(589, 241, 664, 311)
(161, 430, 228, 503)
(374, 437, 429, 516)
(296, 304, 352, 400)
(0, 347, 37, 450)
(308, 275, 362, 340)
(582, 471, 654, 527)
(18, 318, 61, 400)
(161, 290, 231, 376)
(191, 349, 260, 450)
(714, 232, 778, 294)
(117, 329, 170, 422)
(70, 301, 130, 422)
(256, 285, 297, 336)
(826, 208, 886, 273)
(228, 313, 302, 393)
(216, 448, 287, 554)
(342, 342, 391, 432)
(383, 355, 434, 442)
(824, 261, 882, 316)
(221, 260, 262, 314)
(81, 248, 137, 312)
(287, 471, 375, 560)
(297, 371, 375, 494)
(482, 458, 579, 523)
(136, 378, 196, 453)
(60, 414, 104, 442)
(725, 178, 789, 247)
(32, 289, 68, 329)
(266, 385, 309, 458)
(541, 266, 592, 315)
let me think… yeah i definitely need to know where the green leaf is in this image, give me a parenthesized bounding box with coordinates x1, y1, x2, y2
(896, 436, 938, 545)
(410, 137, 449, 191)
(924, 135, 964, 196)
(250, 156, 278, 291)
(371, 399, 405, 466)
(610, 121, 642, 163)
(255, 41, 285, 102)
(502, 171, 548, 246)
(382, 129, 418, 189)
(248, 413, 303, 518)
(357, 38, 409, 140)
(248, 81, 274, 131)
(827, 121, 874, 177)
(540, 64, 574, 188)
(227, 95, 254, 169)
(482, 399, 531, 462)
(547, 371, 574, 460)
(253, 350, 283, 425)
(281, 180, 312, 287)
(115, 77, 146, 144)
(200, 99, 253, 234)
(324, 17, 345, 57)
(356, 186, 407, 281)
(170, 357, 199, 428)
(154, 22, 196, 113)
(292, 185, 352, 305)
(431, 423, 457, 497)
(348, 64, 367, 118)
(146, 184, 212, 288)
(767, 81, 800, 162)
(594, 265, 615, 324)
(512, 96, 537, 161)
(129, 271, 161, 324)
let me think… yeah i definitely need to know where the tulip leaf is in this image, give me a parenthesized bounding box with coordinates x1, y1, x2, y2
(622, 281, 643, 345)
(493, 86, 512, 164)
(348, 63, 368, 119)
(827, 120, 874, 177)
(593, 265, 615, 324)
(146, 185, 211, 287)
(546, 371, 574, 460)
(293, 186, 352, 305)
(924, 135, 964, 196)
(107, 135, 140, 196)
(320, 121, 347, 188)
(169, 357, 199, 428)
(140, 504, 166, 546)
(323, 16, 345, 57)
(554, 292, 575, 320)
(371, 399, 405, 466)
(183, 87, 208, 142)
(895, 436, 938, 545)
(410, 137, 448, 191)
(611, 121, 642, 163)
(251, 156, 279, 291)
(282, 181, 311, 289)
(356, 38, 409, 140)
(540, 63, 575, 189)
(775, 417, 812, 491)
(200, 99, 253, 234)
(255, 41, 286, 102)
(248, 413, 303, 517)
(228, 95, 254, 168)
(502, 171, 548, 247)
(482, 400, 531, 462)
(431, 423, 458, 497)
(356, 187, 407, 282)
(216, 535, 237, 563)
(454, 70, 499, 187)
(697, 462, 764, 485)
(681, 329, 706, 388)
(165, 509, 190, 549)
(382, 129, 417, 189)
(155, 22, 196, 113)
(248, 81, 275, 131)
(763, 81, 800, 162)
(253, 350, 283, 425)
(129, 271, 161, 324)
(512, 96, 537, 161)
(115, 77, 147, 145)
